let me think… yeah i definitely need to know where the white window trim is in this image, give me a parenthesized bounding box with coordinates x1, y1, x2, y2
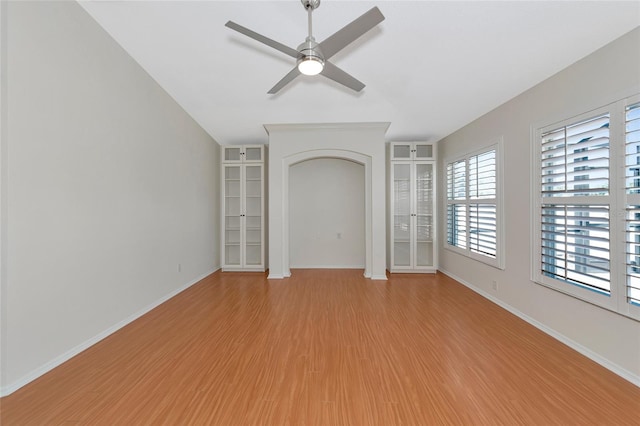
(444, 138, 505, 270)
(531, 95, 640, 321)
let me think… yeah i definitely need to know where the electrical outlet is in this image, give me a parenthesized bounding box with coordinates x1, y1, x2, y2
(178, 263, 182, 273)
(491, 280, 498, 291)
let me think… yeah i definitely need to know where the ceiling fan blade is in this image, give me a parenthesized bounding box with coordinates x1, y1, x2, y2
(318, 7, 385, 60)
(321, 61, 365, 92)
(225, 21, 299, 59)
(268, 67, 301, 94)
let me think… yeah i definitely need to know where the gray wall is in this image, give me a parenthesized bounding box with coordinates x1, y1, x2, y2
(0, 1, 220, 394)
(438, 28, 640, 383)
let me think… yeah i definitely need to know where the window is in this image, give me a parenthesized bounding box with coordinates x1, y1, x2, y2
(625, 101, 640, 307)
(539, 113, 611, 295)
(533, 95, 640, 320)
(446, 142, 503, 269)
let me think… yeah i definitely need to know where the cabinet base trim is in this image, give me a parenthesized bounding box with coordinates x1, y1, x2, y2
(222, 267, 266, 272)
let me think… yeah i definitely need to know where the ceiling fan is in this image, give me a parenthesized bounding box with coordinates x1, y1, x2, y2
(225, 0, 385, 94)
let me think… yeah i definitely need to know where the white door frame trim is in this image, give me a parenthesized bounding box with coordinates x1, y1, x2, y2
(282, 150, 372, 278)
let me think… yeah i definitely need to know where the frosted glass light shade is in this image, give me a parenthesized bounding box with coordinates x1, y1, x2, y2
(298, 58, 324, 76)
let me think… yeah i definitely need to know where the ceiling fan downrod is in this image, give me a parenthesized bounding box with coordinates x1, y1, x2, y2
(302, 0, 320, 38)
(301, 0, 321, 11)
(297, 0, 324, 75)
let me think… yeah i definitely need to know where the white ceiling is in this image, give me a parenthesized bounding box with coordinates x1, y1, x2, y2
(78, 1, 640, 145)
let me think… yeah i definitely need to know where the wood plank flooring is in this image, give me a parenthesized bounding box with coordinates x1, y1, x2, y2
(1, 269, 639, 425)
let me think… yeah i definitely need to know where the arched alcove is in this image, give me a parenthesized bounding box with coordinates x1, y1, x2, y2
(289, 158, 365, 269)
(264, 122, 389, 280)
(284, 150, 371, 276)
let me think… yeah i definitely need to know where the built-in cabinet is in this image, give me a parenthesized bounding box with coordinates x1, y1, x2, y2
(221, 145, 266, 271)
(388, 142, 437, 273)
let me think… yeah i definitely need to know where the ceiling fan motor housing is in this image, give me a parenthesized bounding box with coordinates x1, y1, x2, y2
(297, 37, 324, 69)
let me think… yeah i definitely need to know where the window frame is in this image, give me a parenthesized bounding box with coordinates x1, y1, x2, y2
(531, 96, 640, 321)
(444, 139, 505, 270)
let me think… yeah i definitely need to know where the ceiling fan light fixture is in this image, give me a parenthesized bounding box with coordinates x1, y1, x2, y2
(226, 2, 384, 93)
(298, 56, 324, 75)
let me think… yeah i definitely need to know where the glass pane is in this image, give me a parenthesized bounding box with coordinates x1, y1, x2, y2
(469, 150, 496, 199)
(541, 114, 610, 197)
(225, 147, 242, 162)
(394, 164, 411, 216)
(225, 230, 240, 244)
(225, 166, 241, 216)
(246, 215, 261, 230)
(246, 229, 261, 245)
(225, 180, 240, 196)
(246, 197, 261, 216)
(541, 204, 610, 294)
(416, 215, 432, 239)
(393, 163, 410, 267)
(245, 147, 262, 161)
(625, 205, 640, 306)
(415, 144, 433, 159)
(625, 103, 640, 194)
(225, 245, 240, 266)
(416, 164, 433, 216)
(394, 215, 410, 242)
(447, 204, 467, 249)
(416, 163, 433, 267)
(245, 245, 261, 265)
(225, 212, 241, 263)
(470, 204, 497, 258)
(244, 165, 262, 218)
(245, 165, 262, 180)
(225, 166, 240, 181)
(394, 242, 410, 266)
(416, 242, 433, 267)
(246, 180, 261, 197)
(225, 197, 240, 216)
(393, 163, 411, 250)
(393, 144, 411, 159)
(447, 160, 466, 200)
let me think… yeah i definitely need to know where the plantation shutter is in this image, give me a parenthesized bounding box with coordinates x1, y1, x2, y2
(625, 102, 640, 306)
(469, 150, 497, 258)
(539, 113, 611, 294)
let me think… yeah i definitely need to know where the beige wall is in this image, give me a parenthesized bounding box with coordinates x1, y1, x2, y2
(438, 28, 640, 384)
(0, 1, 220, 394)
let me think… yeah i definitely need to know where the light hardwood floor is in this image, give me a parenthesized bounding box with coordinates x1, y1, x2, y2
(1, 270, 639, 425)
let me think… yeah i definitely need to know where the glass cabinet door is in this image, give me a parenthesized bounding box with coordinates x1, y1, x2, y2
(415, 163, 434, 267)
(414, 144, 434, 160)
(244, 146, 263, 162)
(391, 143, 412, 160)
(393, 163, 411, 266)
(243, 164, 263, 266)
(224, 147, 242, 162)
(224, 165, 241, 266)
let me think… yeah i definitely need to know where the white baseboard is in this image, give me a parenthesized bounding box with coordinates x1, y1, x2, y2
(439, 268, 640, 388)
(370, 274, 388, 280)
(0, 267, 219, 397)
(289, 264, 365, 269)
(267, 273, 284, 279)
